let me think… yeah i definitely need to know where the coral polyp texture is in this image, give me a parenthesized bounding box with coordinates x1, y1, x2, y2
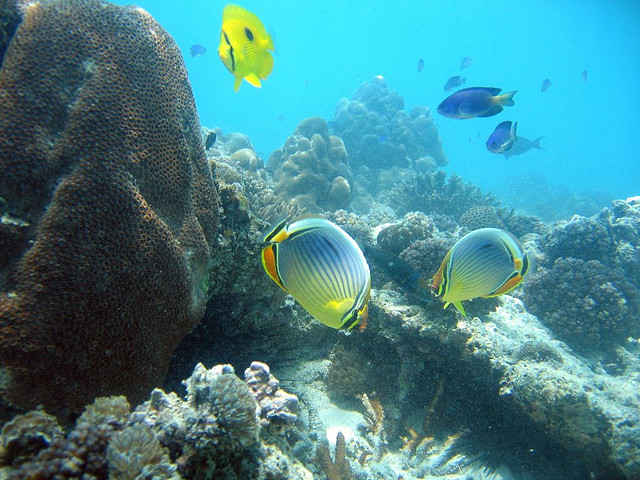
(0, 0, 218, 411)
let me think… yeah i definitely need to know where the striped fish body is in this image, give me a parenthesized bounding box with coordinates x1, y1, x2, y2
(261, 216, 371, 330)
(431, 228, 530, 315)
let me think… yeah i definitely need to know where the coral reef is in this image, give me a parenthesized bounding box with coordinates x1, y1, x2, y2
(106, 422, 179, 479)
(0, 396, 131, 478)
(376, 211, 435, 255)
(523, 199, 640, 354)
(456, 297, 640, 479)
(266, 116, 352, 212)
(244, 361, 299, 427)
(0, 410, 63, 468)
(524, 257, 640, 353)
(385, 170, 499, 220)
(0, 0, 218, 411)
(332, 76, 447, 170)
(544, 213, 613, 262)
(458, 205, 505, 231)
(0, 363, 308, 479)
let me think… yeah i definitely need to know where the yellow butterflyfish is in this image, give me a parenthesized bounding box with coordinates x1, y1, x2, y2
(430, 228, 532, 316)
(261, 216, 371, 331)
(218, 4, 274, 92)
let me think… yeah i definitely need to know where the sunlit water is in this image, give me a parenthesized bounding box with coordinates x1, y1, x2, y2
(113, 0, 640, 215)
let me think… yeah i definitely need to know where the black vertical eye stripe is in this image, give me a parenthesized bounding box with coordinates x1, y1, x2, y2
(222, 30, 235, 71)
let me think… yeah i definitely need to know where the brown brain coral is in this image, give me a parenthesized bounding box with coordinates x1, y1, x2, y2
(0, 0, 218, 411)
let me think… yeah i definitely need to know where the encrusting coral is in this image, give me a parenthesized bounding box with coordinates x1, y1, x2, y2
(0, 0, 218, 412)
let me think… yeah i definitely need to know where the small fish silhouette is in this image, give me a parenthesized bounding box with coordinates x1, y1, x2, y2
(418, 58, 424, 73)
(541, 78, 552, 92)
(190, 44, 207, 57)
(582, 70, 588, 83)
(460, 57, 473, 70)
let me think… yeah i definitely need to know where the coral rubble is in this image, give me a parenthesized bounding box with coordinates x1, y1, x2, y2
(0, 0, 218, 411)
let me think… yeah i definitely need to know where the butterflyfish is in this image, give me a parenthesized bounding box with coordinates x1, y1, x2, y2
(430, 228, 531, 316)
(437, 87, 517, 119)
(261, 216, 371, 331)
(218, 4, 274, 92)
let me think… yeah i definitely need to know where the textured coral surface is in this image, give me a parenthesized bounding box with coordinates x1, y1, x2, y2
(0, 0, 218, 411)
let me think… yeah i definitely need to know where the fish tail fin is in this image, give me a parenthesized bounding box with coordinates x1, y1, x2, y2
(532, 137, 544, 149)
(497, 90, 517, 106)
(461, 77, 466, 84)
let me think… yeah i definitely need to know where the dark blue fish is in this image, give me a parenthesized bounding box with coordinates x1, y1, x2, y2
(460, 57, 473, 70)
(418, 58, 424, 73)
(205, 131, 216, 150)
(486, 121, 517, 154)
(363, 245, 430, 302)
(190, 44, 207, 57)
(582, 70, 588, 83)
(437, 87, 517, 119)
(541, 78, 551, 92)
(444, 75, 466, 91)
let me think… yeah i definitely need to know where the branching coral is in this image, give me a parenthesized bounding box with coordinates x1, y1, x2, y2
(315, 431, 353, 480)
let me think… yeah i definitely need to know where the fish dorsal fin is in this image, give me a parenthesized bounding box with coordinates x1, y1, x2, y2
(222, 5, 269, 40)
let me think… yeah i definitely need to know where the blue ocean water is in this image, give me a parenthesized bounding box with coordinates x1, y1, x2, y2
(114, 0, 640, 211)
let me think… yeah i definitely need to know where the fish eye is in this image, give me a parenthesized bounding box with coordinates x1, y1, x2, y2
(244, 27, 254, 41)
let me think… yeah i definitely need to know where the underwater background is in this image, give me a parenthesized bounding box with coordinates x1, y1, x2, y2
(1, 0, 640, 479)
(115, 0, 640, 219)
